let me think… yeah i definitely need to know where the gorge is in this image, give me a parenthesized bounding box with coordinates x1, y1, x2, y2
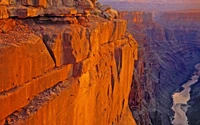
(118, 7, 200, 125)
(172, 63, 200, 125)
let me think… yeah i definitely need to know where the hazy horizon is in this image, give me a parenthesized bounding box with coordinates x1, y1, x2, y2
(99, 0, 200, 11)
(99, 0, 200, 3)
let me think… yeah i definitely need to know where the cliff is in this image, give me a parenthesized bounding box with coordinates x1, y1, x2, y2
(0, 1, 138, 125)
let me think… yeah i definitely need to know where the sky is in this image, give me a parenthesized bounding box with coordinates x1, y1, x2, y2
(99, 0, 200, 3)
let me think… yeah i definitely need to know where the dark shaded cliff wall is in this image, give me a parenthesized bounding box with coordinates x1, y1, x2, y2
(0, 1, 138, 125)
(120, 11, 200, 125)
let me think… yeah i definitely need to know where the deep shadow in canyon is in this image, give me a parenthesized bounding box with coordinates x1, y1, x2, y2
(119, 10, 200, 125)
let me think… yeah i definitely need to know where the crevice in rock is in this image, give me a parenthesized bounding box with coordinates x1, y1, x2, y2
(42, 34, 57, 65)
(114, 48, 122, 80)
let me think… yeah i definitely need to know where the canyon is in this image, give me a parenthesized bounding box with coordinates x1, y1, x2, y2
(1, 0, 200, 125)
(119, 8, 200, 125)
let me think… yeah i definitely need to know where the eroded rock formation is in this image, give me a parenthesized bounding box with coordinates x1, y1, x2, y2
(0, 1, 138, 125)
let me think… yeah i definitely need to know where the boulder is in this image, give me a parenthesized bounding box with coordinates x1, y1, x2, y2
(100, 5, 111, 12)
(108, 8, 119, 19)
(103, 8, 119, 20)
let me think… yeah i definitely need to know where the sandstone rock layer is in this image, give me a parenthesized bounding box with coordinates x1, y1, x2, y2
(0, 15, 137, 125)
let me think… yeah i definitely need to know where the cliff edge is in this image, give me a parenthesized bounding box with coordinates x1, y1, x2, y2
(0, 0, 138, 125)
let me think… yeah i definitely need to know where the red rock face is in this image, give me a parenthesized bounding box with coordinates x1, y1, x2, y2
(0, 22, 55, 93)
(0, 15, 138, 125)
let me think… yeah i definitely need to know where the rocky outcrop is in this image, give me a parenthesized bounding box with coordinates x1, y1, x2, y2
(0, 0, 92, 18)
(0, 2, 138, 124)
(0, 0, 119, 21)
(120, 10, 200, 125)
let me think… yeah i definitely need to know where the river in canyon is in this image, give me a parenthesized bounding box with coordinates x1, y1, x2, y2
(171, 63, 200, 125)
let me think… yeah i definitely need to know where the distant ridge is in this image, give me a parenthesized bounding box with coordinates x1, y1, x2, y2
(100, 1, 200, 12)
